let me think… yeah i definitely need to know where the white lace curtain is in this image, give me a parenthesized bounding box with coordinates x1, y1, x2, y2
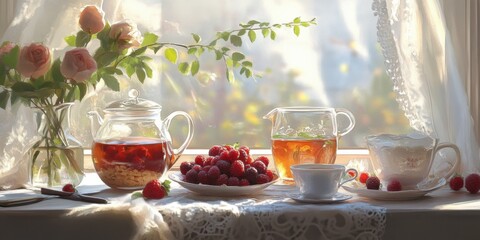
(373, 0, 480, 175)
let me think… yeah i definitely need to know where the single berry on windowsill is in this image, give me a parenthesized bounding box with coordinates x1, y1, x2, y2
(449, 174, 464, 191)
(465, 173, 480, 194)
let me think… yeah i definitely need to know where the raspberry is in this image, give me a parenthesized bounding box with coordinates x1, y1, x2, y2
(265, 170, 274, 181)
(180, 161, 194, 175)
(207, 166, 221, 182)
(359, 172, 369, 184)
(255, 156, 269, 167)
(202, 165, 211, 173)
(228, 149, 240, 162)
(62, 183, 76, 193)
(227, 177, 240, 186)
(252, 160, 267, 174)
(387, 179, 402, 191)
(204, 156, 214, 166)
(216, 174, 229, 185)
(192, 164, 202, 172)
(230, 160, 245, 177)
(194, 155, 206, 166)
(223, 145, 234, 151)
(215, 160, 231, 174)
(142, 179, 170, 199)
(244, 166, 258, 184)
(208, 145, 223, 156)
(239, 178, 250, 186)
(449, 175, 464, 191)
(185, 169, 199, 184)
(219, 150, 229, 160)
(245, 156, 254, 165)
(366, 176, 380, 190)
(211, 156, 221, 166)
(465, 173, 480, 194)
(238, 149, 248, 162)
(256, 174, 270, 184)
(198, 170, 208, 184)
(239, 145, 250, 155)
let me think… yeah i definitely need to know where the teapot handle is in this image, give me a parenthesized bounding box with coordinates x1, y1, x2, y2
(335, 108, 356, 137)
(163, 111, 194, 167)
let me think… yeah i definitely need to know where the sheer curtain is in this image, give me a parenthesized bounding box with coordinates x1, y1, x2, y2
(373, 0, 480, 175)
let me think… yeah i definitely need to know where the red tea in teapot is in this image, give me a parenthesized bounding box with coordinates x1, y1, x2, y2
(271, 138, 337, 181)
(92, 137, 174, 189)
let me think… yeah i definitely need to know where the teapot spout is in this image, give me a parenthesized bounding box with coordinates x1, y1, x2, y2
(87, 110, 103, 138)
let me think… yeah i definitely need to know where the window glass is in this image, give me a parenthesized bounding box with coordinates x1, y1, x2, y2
(73, 0, 410, 149)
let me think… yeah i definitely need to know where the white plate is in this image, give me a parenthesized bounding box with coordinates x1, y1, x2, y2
(342, 178, 446, 201)
(168, 172, 279, 197)
(289, 192, 352, 204)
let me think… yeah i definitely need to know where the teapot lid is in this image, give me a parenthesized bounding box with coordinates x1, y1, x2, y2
(104, 89, 161, 115)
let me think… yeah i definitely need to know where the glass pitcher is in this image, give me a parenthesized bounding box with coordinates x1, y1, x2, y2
(263, 107, 355, 182)
(88, 90, 194, 189)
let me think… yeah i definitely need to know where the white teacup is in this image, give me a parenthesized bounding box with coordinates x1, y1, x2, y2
(290, 164, 357, 199)
(366, 133, 461, 190)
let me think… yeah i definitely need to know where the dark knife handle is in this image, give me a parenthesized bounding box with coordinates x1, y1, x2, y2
(77, 194, 109, 204)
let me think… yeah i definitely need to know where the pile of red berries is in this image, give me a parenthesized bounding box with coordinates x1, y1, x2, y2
(180, 144, 275, 186)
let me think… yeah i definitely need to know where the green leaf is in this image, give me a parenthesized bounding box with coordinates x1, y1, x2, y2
(164, 48, 177, 64)
(76, 31, 92, 47)
(215, 50, 223, 60)
(96, 51, 119, 68)
(262, 29, 270, 38)
(301, 22, 310, 27)
(270, 30, 277, 40)
(260, 22, 270, 27)
(2, 46, 19, 68)
(177, 62, 190, 75)
(231, 52, 245, 61)
(187, 47, 197, 55)
(230, 35, 242, 47)
(247, 20, 260, 25)
(226, 69, 235, 82)
(78, 83, 87, 101)
(142, 62, 153, 78)
(293, 26, 300, 36)
(220, 32, 230, 41)
(141, 32, 158, 47)
(192, 33, 201, 43)
(273, 24, 281, 28)
(0, 65, 6, 85)
(0, 90, 10, 109)
(208, 40, 217, 47)
(242, 61, 253, 67)
(102, 75, 120, 91)
(64, 35, 76, 47)
(248, 30, 256, 42)
(130, 47, 147, 57)
(245, 68, 252, 78)
(11, 81, 35, 92)
(126, 64, 135, 77)
(237, 29, 246, 36)
(240, 67, 246, 75)
(191, 60, 199, 76)
(294, 17, 301, 23)
(51, 59, 63, 83)
(136, 68, 146, 83)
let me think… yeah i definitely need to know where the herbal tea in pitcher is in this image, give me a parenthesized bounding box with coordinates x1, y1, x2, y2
(264, 107, 355, 182)
(271, 138, 337, 180)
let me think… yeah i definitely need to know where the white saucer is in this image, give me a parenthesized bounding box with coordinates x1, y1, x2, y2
(342, 178, 446, 201)
(289, 192, 352, 204)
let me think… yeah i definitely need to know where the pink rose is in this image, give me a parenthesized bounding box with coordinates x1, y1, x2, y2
(17, 43, 51, 79)
(79, 5, 105, 34)
(60, 48, 97, 83)
(0, 42, 14, 56)
(109, 20, 143, 50)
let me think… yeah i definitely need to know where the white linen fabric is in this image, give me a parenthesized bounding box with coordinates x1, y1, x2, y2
(67, 180, 386, 240)
(373, 0, 480, 175)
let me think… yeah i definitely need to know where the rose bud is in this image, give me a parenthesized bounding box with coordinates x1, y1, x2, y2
(17, 43, 51, 79)
(60, 48, 97, 83)
(0, 42, 15, 56)
(79, 5, 105, 34)
(109, 20, 143, 50)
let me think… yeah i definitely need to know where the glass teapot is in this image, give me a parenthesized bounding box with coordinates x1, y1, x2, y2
(88, 89, 194, 189)
(263, 107, 355, 182)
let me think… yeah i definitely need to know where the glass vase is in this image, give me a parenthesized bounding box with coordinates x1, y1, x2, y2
(29, 102, 84, 187)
